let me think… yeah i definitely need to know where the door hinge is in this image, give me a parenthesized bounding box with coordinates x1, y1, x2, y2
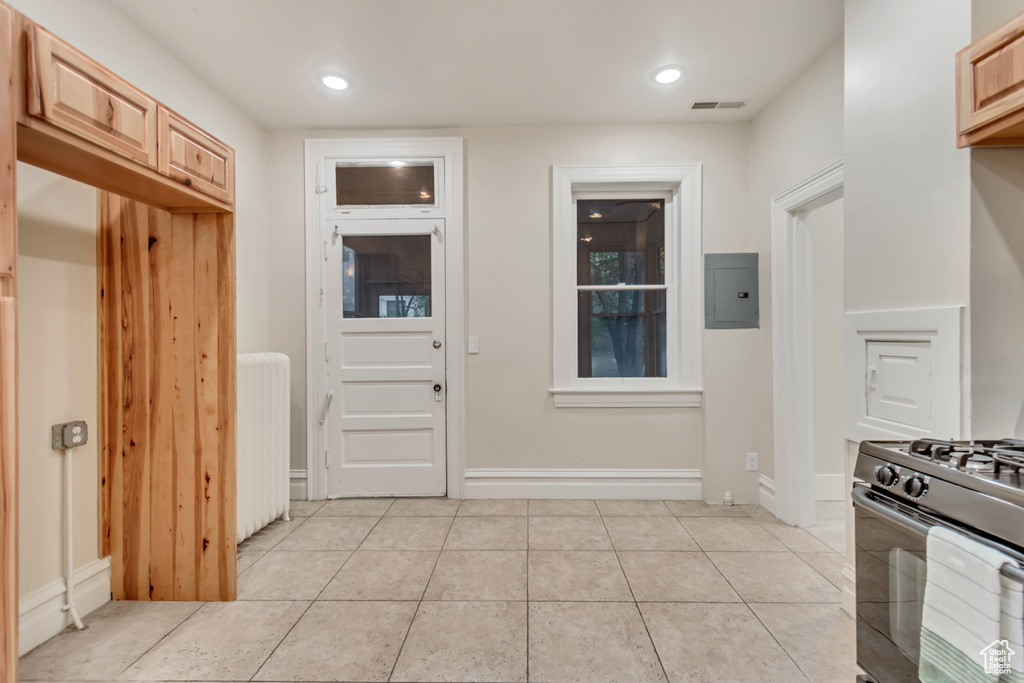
(324, 342, 330, 363)
(319, 288, 324, 307)
(324, 241, 328, 261)
(325, 449, 330, 469)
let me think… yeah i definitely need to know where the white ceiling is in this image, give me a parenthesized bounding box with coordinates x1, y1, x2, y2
(109, 0, 843, 131)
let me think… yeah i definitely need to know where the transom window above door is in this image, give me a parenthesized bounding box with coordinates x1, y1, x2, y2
(322, 156, 445, 218)
(550, 163, 703, 408)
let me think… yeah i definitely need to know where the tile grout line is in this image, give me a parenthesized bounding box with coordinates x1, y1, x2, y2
(244, 509, 344, 683)
(114, 510, 315, 680)
(599, 503, 671, 683)
(307, 498, 397, 602)
(745, 600, 814, 682)
(386, 502, 460, 682)
(108, 601, 207, 680)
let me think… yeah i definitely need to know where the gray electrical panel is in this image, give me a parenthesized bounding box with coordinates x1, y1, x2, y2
(705, 253, 759, 329)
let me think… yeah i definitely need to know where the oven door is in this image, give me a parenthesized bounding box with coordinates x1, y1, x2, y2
(852, 485, 1024, 683)
(853, 486, 928, 683)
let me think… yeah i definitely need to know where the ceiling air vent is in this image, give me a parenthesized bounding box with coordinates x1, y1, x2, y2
(691, 100, 748, 110)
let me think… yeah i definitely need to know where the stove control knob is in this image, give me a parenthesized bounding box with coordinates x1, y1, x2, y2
(904, 476, 928, 499)
(875, 465, 899, 487)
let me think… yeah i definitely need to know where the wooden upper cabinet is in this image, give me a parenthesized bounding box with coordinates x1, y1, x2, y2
(957, 11, 1024, 147)
(26, 25, 158, 166)
(157, 107, 234, 203)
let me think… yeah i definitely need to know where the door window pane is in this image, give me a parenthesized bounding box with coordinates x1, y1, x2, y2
(342, 235, 431, 318)
(335, 161, 436, 206)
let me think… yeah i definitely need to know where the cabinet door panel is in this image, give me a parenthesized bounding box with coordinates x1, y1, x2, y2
(27, 25, 157, 166)
(158, 107, 234, 203)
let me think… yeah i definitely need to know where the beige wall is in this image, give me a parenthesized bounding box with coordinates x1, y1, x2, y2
(969, 1, 1024, 438)
(844, 0, 971, 315)
(17, 165, 99, 597)
(809, 198, 845, 476)
(8, 0, 270, 354)
(747, 40, 845, 487)
(268, 123, 756, 496)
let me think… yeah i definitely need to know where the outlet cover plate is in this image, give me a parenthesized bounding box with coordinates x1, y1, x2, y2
(745, 452, 758, 471)
(51, 421, 88, 450)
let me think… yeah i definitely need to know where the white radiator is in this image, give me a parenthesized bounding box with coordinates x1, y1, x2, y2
(237, 353, 291, 543)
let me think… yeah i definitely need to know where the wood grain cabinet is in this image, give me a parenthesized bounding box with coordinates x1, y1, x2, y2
(25, 25, 158, 166)
(157, 107, 234, 203)
(957, 11, 1024, 147)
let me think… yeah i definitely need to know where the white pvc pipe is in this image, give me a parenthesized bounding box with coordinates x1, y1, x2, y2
(62, 447, 85, 630)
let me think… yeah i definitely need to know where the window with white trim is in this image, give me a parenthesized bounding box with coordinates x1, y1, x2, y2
(550, 163, 703, 408)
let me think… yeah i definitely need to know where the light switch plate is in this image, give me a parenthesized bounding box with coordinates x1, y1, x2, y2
(468, 336, 479, 354)
(51, 420, 88, 450)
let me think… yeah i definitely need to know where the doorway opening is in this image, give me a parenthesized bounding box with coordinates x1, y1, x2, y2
(770, 161, 844, 529)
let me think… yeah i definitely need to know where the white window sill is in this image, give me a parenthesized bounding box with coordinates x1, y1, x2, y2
(549, 387, 703, 408)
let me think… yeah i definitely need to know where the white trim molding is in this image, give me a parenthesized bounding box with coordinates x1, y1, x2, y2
(19, 557, 111, 656)
(290, 469, 308, 500)
(549, 388, 702, 408)
(771, 160, 843, 528)
(758, 475, 776, 514)
(464, 468, 702, 500)
(304, 137, 466, 500)
(550, 162, 703, 407)
(843, 306, 964, 443)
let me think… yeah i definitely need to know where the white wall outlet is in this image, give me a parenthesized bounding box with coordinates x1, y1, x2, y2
(746, 452, 758, 471)
(468, 336, 479, 354)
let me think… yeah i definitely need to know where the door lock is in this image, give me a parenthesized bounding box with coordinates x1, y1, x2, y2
(433, 383, 442, 402)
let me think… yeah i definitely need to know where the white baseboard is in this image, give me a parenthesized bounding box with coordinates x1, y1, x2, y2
(842, 562, 856, 617)
(19, 557, 111, 656)
(463, 468, 701, 500)
(815, 473, 845, 501)
(290, 469, 308, 500)
(758, 475, 776, 514)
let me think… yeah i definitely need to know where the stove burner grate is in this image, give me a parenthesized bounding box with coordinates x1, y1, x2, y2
(906, 438, 1024, 474)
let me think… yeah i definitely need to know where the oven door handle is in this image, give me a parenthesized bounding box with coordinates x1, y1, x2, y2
(852, 486, 1024, 585)
(852, 486, 930, 536)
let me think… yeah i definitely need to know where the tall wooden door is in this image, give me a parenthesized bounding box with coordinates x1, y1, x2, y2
(323, 219, 447, 497)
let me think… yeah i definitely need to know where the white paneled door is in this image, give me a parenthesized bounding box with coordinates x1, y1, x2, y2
(324, 219, 446, 497)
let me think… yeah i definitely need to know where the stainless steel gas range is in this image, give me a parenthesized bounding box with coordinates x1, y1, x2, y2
(853, 439, 1024, 683)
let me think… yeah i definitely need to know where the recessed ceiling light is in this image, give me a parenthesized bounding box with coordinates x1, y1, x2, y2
(589, 212, 603, 219)
(654, 67, 682, 85)
(322, 75, 349, 91)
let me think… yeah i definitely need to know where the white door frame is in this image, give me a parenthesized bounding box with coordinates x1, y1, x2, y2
(303, 137, 466, 500)
(770, 160, 843, 527)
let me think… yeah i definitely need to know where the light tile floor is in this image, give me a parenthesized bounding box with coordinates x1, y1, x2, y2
(20, 499, 861, 683)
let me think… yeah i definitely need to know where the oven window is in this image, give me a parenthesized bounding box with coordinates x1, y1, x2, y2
(856, 503, 928, 683)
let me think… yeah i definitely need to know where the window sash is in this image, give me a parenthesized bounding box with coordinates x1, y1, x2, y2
(550, 163, 703, 404)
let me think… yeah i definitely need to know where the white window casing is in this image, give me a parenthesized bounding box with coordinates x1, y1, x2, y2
(550, 163, 703, 408)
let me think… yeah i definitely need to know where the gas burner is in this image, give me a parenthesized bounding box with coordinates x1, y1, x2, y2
(906, 438, 1024, 474)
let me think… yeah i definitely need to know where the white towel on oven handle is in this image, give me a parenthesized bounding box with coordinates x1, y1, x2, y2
(919, 526, 1016, 683)
(1000, 569, 1024, 683)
